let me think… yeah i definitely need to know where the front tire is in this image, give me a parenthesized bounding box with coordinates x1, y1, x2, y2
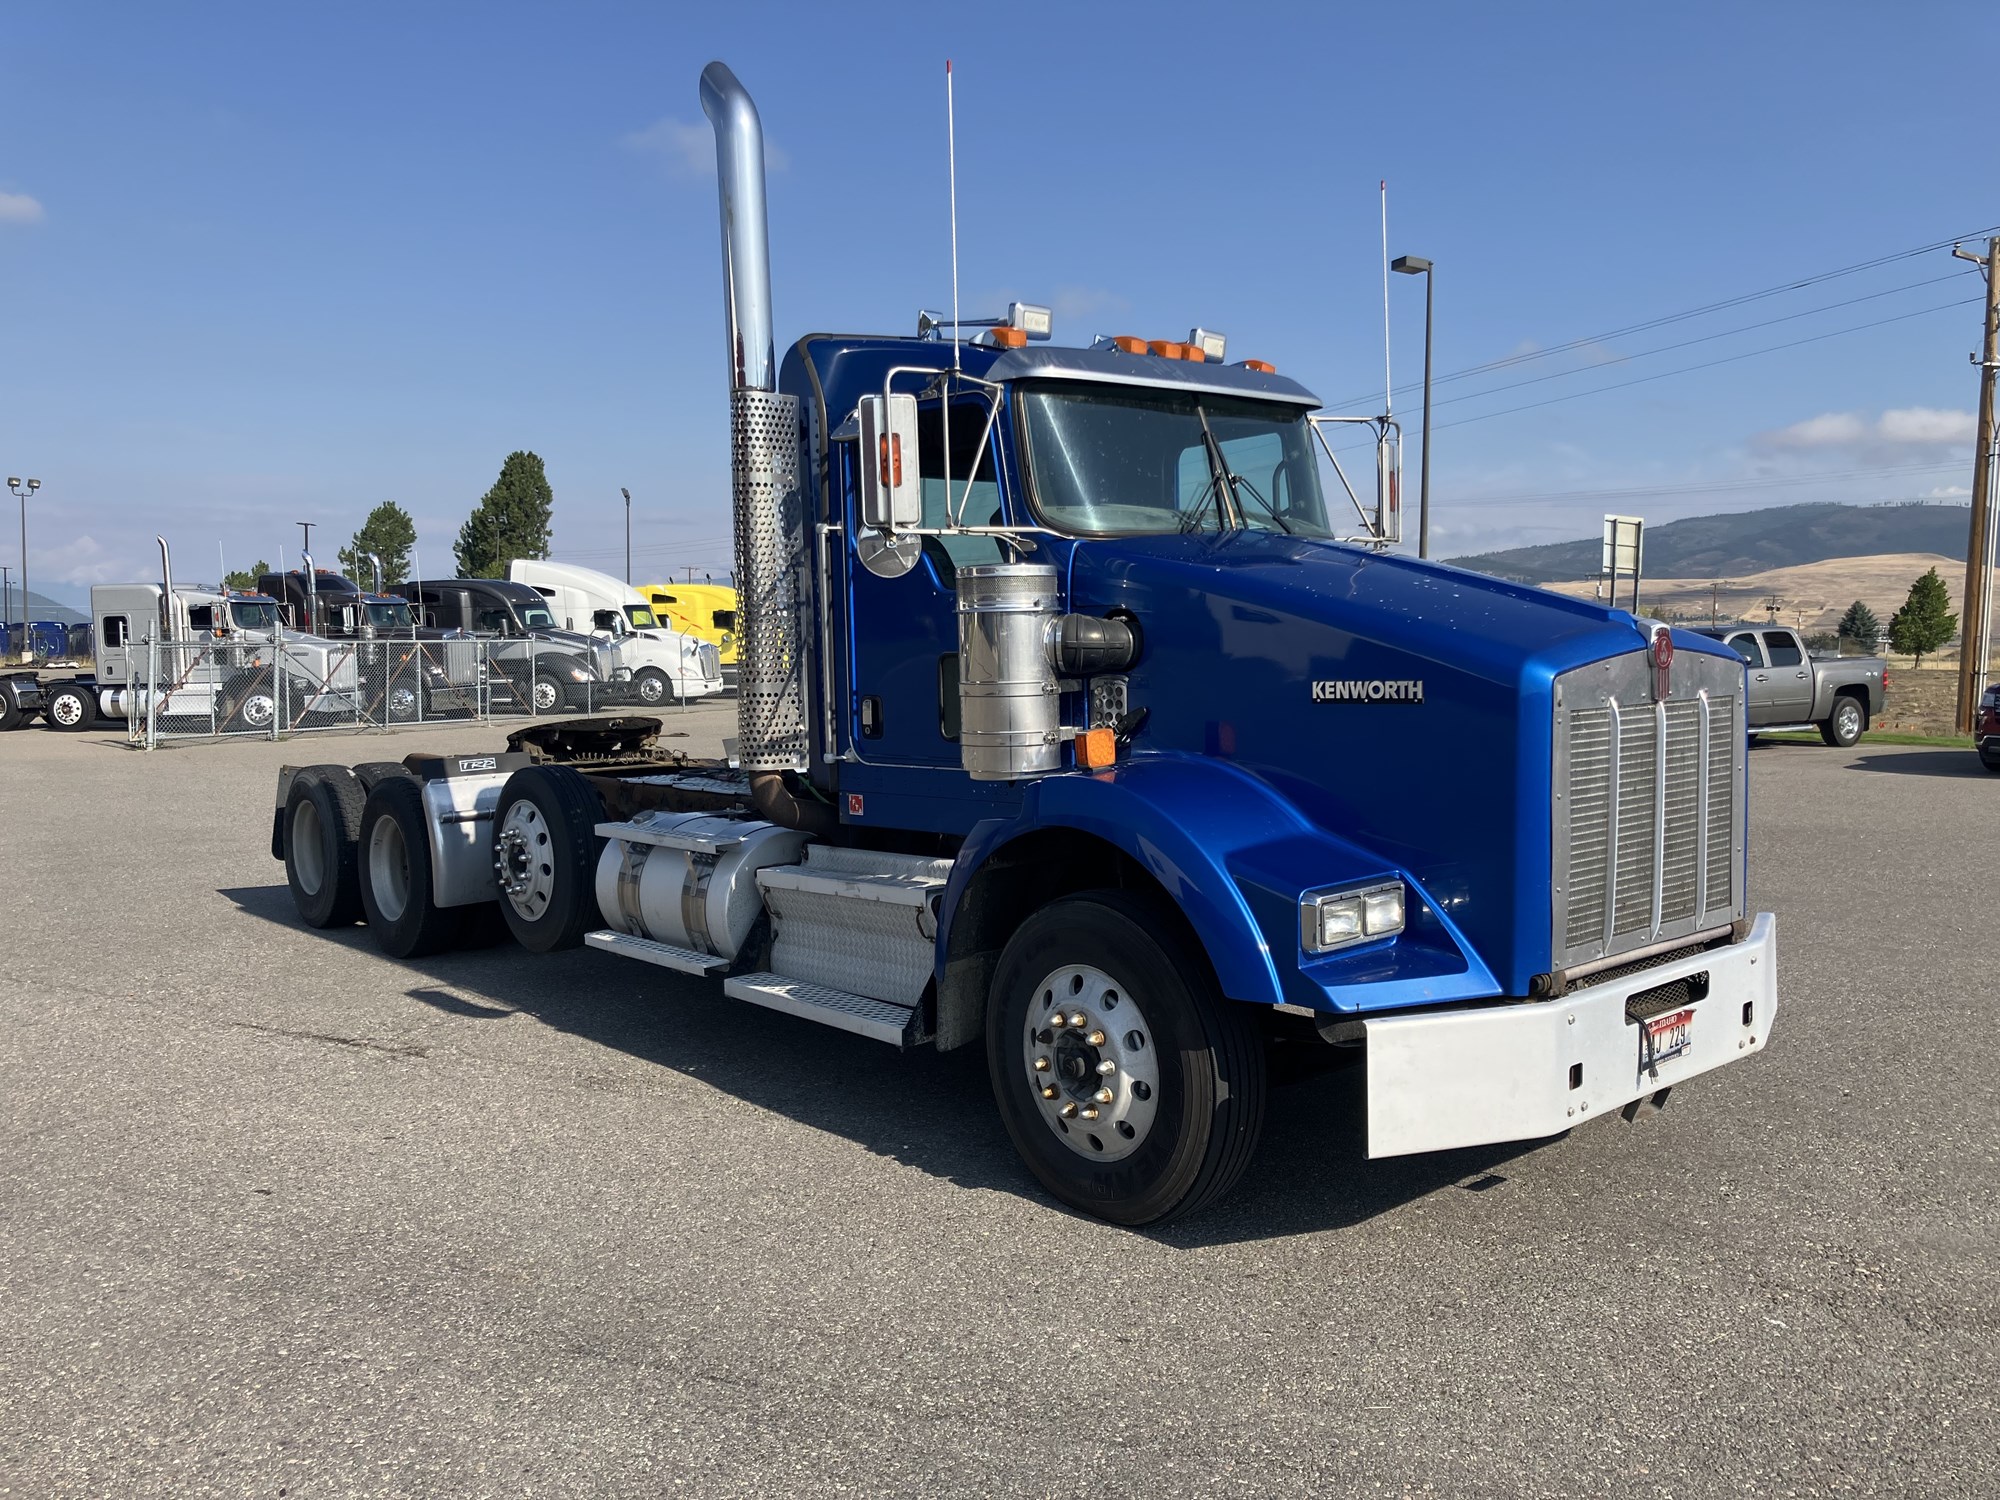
(358, 774, 460, 957)
(532, 672, 563, 714)
(1820, 695, 1865, 747)
(43, 682, 95, 732)
(634, 667, 670, 706)
(491, 765, 605, 952)
(986, 890, 1266, 1226)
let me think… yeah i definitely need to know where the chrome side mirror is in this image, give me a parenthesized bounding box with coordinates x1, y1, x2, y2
(857, 393, 921, 531)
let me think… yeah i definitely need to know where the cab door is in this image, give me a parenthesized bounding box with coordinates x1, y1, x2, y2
(842, 395, 1010, 767)
(1760, 630, 1814, 722)
(1725, 631, 1775, 725)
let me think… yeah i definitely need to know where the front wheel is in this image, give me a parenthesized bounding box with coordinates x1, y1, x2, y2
(634, 667, 670, 706)
(986, 890, 1266, 1226)
(43, 682, 95, 732)
(531, 672, 563, 714)
(1819, 695, 1865, 748)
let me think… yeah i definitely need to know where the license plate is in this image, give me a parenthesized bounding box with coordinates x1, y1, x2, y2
(1641, 1007, 1695, 1070)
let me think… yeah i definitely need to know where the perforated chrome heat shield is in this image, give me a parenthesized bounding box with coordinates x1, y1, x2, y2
(731, 387, 810, 772)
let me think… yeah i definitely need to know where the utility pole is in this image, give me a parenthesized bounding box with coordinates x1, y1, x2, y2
(621, 488, 632, 586)
(1953, 237, 1999, 733)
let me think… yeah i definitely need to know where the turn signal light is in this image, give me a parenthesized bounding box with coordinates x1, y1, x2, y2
(1077, 727, 1117, 769)
(1111, 335, 1148, 354)
(1242, 358, 1276, 373)
(988, 326, 1028, 349)
(1148, 340, 1188, 360)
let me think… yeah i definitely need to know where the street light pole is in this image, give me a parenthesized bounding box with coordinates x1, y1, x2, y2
(621, 488, 632, 586)
(1391, 255, 1434, 558)
(8, 478, 39, 663)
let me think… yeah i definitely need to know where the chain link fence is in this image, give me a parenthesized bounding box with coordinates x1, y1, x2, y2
(127, 630, 698, 746)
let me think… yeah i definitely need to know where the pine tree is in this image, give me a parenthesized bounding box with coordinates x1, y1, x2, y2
(338, 501, 418, 588)
(1887, 568, 1956, 666)
(455, 451, 554, 578)
(1836, 599, 1880, 647)
(223, 560, 272, 592)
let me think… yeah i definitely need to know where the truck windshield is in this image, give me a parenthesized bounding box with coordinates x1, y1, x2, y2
(366, 602, 415, 632)
(1018, 385, 1332, 538)
(230, 602, 280, 631)
(626, 605, 659, 630)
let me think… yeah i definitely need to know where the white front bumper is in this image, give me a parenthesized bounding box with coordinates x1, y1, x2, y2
(1365, 913, 1776, 1158)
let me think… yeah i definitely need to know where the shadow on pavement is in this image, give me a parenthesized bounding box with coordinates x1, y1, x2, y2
(222, 882, 1542, 1245)
(1844, 748, 1989, 778)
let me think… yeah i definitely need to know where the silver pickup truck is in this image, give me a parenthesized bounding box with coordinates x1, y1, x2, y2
(1695, 625, 1888, 747)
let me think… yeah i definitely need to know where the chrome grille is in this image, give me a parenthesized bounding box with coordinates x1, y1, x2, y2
(1552, 649, 1745, 971)
(697, 641, 721, 679)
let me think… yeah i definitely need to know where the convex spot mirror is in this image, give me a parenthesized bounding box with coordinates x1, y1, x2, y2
(857, 393, 922, 531)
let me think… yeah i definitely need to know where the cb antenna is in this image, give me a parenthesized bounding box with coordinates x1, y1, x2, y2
(1380, 179, 1392, 418)
(947, 59, 961, 375)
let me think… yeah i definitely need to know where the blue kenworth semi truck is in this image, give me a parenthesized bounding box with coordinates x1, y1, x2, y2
(269, 62, 1775, 1225)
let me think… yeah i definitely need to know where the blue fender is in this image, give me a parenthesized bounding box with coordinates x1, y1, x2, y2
(936, 752, 1500, 1015)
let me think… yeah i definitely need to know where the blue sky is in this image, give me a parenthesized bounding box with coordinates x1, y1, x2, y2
(2, 1, 1995, 602)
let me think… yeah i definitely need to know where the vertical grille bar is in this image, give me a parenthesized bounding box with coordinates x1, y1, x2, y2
(1601, 698, 1622, 949)
(1650, 700, 1667, 937)
(1695, 689, 1711, 923)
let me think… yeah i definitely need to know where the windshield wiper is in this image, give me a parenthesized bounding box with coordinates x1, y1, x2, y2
(1178, 472, 1225, 534)
(1230, 473, 1293, 534)
(1195, 404, 1248, 531)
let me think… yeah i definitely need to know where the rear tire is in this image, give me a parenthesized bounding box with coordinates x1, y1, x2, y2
(1820, 694, 1865, 747)
(491, 765, 606, 952)
(358, 774, 461, 958)
(0, 694, 22, 731)
(43, 682, 95, 732)
(284, 767, 365, 928)
(986, 890, 1267, 1226)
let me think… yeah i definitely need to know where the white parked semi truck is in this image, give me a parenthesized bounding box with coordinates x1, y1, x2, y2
(507, 558, 725, 705)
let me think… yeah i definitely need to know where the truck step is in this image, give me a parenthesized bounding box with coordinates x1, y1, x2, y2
(722, 972, 919, 1047)
(755, 844, 954, 908)
(585, 929, 729, 975)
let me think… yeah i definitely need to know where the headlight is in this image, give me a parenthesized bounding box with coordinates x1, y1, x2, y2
(1300, 881, 1405, 954)
(567, 667, 590, 682)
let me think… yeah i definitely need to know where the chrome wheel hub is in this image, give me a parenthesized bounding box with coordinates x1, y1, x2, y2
(387, 684, 418, 720)
(50, 693, 82, 726)
(493, 801, 555, 919)
(1837, 701, 1860, 737)
(240, 693, 275, 729)
(533, 679, 558, 712)
(1024, 964, 1159, 1162)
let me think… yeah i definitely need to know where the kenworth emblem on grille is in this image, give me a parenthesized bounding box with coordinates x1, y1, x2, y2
(1650, 626, 1674, 701)
(1312, 679, 1425, 704)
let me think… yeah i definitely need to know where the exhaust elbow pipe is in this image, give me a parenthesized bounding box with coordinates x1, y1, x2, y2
(157, 536, 174, 638)
(700, 61, 776, 395)
(701, 60, 826, 833)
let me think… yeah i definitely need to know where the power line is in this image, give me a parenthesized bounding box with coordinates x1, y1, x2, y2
(1421, 270, 1978, 415)
(1430, 295, 1982, 432)
(1328, 221, 2000, 410)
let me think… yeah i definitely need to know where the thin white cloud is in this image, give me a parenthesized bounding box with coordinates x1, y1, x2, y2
(621, 117, 787, 178)
(0, 191, 45, 225)
(1758, 407, 1973, 450)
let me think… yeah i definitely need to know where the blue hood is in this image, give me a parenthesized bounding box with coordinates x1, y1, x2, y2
(1062, 531, 1737, 992)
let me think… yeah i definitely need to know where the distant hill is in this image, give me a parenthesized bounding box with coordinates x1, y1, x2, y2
(1447, 501, 1973, 583)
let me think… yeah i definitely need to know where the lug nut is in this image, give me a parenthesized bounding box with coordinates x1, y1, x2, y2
(1094, 1087, 1114, 1105)
(1040, 1085, 1059, 1100)
(1067, 1011, 1088, 1028)
(1080, 1106, 1100, 1121)
(1059, 1102, 1078, 1119)
(1096, 1059, 1117, 1075)
(1033, 1057, 1050, 1072)
(1086, 1030, 1107, 1047)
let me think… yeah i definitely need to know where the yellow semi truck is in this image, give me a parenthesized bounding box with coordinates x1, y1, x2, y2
(639, 582, 737, 667)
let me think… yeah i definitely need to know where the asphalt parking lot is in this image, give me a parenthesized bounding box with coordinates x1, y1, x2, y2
(2, 723, 1994, 1499)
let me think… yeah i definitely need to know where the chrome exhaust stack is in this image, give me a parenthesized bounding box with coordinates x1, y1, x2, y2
(157, 535, 175, 639)
(700, 61, 819, 827)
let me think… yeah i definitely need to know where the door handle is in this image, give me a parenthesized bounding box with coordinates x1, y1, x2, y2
(1754, 672, 1768, 681)
(1796, 670, 1808, 679)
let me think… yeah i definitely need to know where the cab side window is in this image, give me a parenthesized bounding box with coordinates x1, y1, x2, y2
(103, 615, 129, 648)
(1726, 633, 1765, 667)
(1763, 632, 1803, 667)
(917, 400, 1005, 579)
(187, 605, 216, 632)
